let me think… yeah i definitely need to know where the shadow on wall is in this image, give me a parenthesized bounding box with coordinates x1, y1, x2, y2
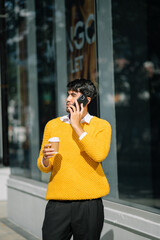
(101, 230, 114, 240)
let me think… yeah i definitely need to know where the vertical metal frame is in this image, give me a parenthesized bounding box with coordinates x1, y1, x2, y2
(55, 0, 68, 116)
(0, 0, 9, 166)
(95, 0, 118, 198)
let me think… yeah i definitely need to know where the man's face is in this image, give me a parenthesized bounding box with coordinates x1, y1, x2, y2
(66, 90, 82, 112)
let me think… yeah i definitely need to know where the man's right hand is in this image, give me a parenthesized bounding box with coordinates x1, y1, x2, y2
(42, 144, 55, 167)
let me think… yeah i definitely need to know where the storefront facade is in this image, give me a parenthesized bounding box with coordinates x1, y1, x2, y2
(0, 0, 160, 239)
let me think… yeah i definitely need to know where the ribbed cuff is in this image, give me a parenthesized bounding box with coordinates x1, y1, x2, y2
(79, 132, 87, 140)
(41, 158, 50, 168)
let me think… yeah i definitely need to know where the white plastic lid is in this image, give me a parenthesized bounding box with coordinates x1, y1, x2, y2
(49, 137, 60, 142)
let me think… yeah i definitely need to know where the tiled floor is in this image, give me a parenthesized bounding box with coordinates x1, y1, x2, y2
(0, 221, 26, 240)
(0, 201, 39, 240)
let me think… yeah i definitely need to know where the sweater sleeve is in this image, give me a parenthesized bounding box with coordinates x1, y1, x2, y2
(37, 121, 53, 173)
(79, 120, 111, 162)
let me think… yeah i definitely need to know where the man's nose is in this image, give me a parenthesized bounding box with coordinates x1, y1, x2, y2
(67, 95, 72, 101)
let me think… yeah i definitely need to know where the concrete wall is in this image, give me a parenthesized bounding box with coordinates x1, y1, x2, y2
(7, 176, 160, 240)
(7, 176, 46, 239)
(0, 167, 10, 201)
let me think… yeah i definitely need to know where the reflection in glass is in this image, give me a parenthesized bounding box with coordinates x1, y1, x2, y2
(35, 0, 56, 141)
(6, 0, 31, 177)
(6, 0, 56, 180)
(65, 0, 98, 116)
(65, 0, 97, 84)
(112, 0, 160, 212)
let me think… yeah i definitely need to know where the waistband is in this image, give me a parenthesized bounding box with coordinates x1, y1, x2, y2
(49, 198, 101, 203)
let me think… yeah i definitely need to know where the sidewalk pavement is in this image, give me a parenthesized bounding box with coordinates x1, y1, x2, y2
(0, 201, 40, 240)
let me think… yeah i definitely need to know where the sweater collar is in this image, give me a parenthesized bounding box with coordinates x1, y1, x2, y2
(60, 113, 93, 124)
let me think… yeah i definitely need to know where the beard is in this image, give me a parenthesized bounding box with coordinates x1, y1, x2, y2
(66, 107, 70, 113)
(66, 103, 73, 113)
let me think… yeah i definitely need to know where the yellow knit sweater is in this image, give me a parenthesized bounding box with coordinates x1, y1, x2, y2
(37, 116, 111, 200)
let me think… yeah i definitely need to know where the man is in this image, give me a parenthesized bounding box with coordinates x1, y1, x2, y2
(37, 78, 111, 240)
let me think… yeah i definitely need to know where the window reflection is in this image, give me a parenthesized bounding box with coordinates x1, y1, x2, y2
(65, 0, 97, 84)
(35, 0, 56, 140)
(6, 0, 56, 179)
(112, 0, 160, 210)
(6, 0, 31, 175)
(5, 0, 160, 213)
(65, 0, 99, 116)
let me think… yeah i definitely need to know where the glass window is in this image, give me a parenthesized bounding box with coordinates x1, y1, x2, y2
(65, 0, 99, 116)
(35, 0, 56, 141)
(5, 0, 160, 215)
(6, 0, 56, 180)
(112, 0, 160, 212)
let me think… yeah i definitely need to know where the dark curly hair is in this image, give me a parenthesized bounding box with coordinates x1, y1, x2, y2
(67, 78, 97, 101)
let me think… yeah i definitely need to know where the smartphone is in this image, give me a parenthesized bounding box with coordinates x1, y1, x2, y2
(74, 94, 88, 109)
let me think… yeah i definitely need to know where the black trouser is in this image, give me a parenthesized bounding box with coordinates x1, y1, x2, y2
(42, 198, 104, 240)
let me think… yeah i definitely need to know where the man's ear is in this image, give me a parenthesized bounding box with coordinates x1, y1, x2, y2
(87, 97, 91, 105)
